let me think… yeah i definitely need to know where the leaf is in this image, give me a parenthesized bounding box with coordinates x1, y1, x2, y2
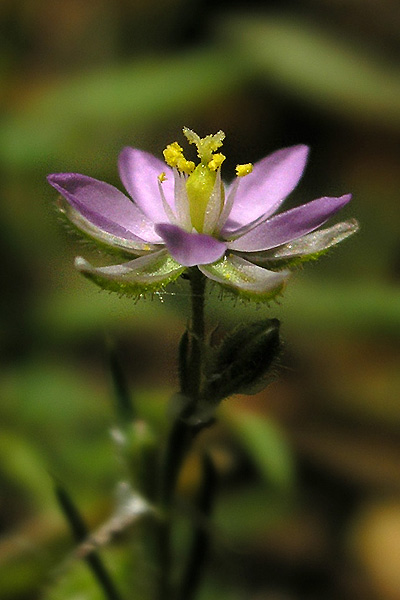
(53, 482, 123, 600)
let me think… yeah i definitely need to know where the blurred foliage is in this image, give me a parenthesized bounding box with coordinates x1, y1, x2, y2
(1, 1, 400, 599)
(221, 13, 400, 130)
(0, 49, 246, 170)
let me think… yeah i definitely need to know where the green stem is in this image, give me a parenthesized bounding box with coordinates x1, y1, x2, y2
(188, 267, 206, 401)
(157, 268, 207, 600)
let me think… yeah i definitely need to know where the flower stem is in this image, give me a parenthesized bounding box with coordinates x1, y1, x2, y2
(157, 268, 207, 600)
(188, 267, 206, 401)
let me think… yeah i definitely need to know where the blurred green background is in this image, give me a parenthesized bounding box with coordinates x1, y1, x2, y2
(1, 1, 400, 599)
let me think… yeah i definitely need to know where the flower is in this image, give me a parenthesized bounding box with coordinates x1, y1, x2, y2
(48, 128, 358, 301)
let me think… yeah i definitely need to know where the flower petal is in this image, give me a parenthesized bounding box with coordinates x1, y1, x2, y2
(58, 198, 161, 256)
(118, 147, 175, 223)
(239, 219, 360, 268)
(173, 170, 192, 231)
(156, 224, 227, 267)
(199, 255, 289, 301)
(48, 173, 162, 243)
(75, 250, 185, 296)
(222, 144, 309, 234)
(228, 194, 352, 252)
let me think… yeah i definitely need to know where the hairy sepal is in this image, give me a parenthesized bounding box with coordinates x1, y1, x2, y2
(200, 255, 289, 303)
(75, 252, 185, 298)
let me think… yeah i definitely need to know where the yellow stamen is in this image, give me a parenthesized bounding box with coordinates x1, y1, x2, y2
(158, 172, 167, 182)
(163, 128, 231, 232)
(163, 142, 184, 168)
(208, 153, 226, 171)
(163, 141, 195, 174)
(176, 157, 195, 174)
(236, 163, 253, 177)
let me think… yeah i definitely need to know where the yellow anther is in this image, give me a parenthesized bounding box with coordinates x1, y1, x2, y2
(208, 153, 226, 171)
(236, 163, 253, 177)
(158, 172, 167, 182)
(176, 157, 195, 175)
(163, 141, 195, 174)
(163, 142, 184, 168)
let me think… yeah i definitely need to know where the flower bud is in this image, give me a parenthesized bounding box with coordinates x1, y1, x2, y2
(204, 319, 280, 402)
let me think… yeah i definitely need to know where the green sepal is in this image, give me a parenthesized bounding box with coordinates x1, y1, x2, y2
(217, 277, 287, 304)
(200, 255, 288, 303)
(76, 252, 186, 299)
(255, 249, 330, 271)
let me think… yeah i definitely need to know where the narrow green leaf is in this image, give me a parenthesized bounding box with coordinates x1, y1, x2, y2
(54, 482, 123, 600)
(107, 339, 135, 424)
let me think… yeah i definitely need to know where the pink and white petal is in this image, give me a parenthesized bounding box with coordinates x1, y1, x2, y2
(157, 177, 179, 226)
(228, 194, 352, 253)
(75, 250, 185, 295)
(118, 147, 175, 223)
(48, 173, 161, 243)
(249, 219, 360, 264)
(199, 255, 289, 300)
(235, 219, 359, 269)
(173, 170, 192, 230)
(215, 178, 238, 233)
(156, 223, 227, 267)
(60, 199, 162, 255)
(222, 145, 309, 234)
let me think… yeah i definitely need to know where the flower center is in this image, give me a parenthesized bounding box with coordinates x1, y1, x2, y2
(163, 128, 253, 233)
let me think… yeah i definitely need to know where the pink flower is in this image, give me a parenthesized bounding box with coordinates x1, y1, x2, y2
(48, 128, 357, 300)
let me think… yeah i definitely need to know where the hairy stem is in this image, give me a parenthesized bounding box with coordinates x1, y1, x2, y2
(157, 268, 207, 600)
(188, 267, 206, 401)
